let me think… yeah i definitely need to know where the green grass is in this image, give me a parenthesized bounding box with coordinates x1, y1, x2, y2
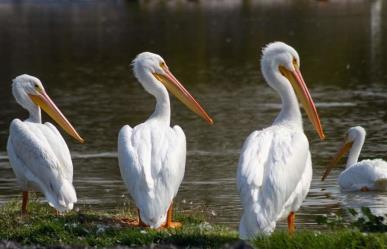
(1, 200, 387, 248)
(0, 200, 238, 248)
(253, 230, 387, 249)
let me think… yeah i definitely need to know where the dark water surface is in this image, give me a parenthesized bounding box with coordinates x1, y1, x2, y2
(1, 0, 387, 229)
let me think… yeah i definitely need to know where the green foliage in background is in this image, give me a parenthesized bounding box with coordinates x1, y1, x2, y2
(316, 207, 387, 232)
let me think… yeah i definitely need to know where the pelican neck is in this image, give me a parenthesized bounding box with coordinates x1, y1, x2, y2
(269, 75, 303, 130)
(147, 83, 171, 127)
(26, 104, 42, 123)
(273, 86, 303, 129)
(346, 136, 365, 168)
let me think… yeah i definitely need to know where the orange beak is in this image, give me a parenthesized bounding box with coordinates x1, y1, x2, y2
(279, 64, 325, 140)
(29, 91, 84, 143)
(321, 141, 353, 181)
(153, 64, 213, 125)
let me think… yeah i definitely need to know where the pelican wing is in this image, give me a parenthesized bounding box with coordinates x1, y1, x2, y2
(237, 126, 309, 235)
(7, 119, 76, 211)
(118, 123, 186, 228)
(160, 125, 186, 199)
(339, 159, 387, 191)
(118, 125, 153, 197)
(43, 122, 73, 182)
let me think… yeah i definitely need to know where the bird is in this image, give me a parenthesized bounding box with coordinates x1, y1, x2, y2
(321, 126, 387, 191)
(7, 74, 84, 214)
(237, 42, 325, 239)
(118, 52, 213, 229)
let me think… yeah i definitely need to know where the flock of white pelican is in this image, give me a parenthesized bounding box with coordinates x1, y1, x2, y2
(6, 42, 387, 240)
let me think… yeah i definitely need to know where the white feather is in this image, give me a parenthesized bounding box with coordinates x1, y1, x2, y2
(237, 125, 311, 238)
(7, 119, 76, 212)
(237, 42, 321, 239)
(118, 52, 196, 228)
(330, 126, 387, 192)
(7, 74, 78, 213)
(118, 120, 186, 228)
(339, 159, 387, 191)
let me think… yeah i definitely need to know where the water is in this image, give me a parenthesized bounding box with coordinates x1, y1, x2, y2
(1, 0, 387, 230)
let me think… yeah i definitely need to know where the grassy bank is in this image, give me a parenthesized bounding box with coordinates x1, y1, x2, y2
(1, 201, 387, 248)
(0, 201, 239, 248)
(253, 230, 387, 249)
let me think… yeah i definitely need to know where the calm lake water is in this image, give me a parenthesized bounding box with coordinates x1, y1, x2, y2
(1, 0, 387, 230)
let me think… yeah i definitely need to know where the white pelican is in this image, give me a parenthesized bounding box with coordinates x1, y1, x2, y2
(321, 126, 387, 191)
(237, 42, 325, 239)
(118, 52, 213, 228)
(7, 74, 84, 214)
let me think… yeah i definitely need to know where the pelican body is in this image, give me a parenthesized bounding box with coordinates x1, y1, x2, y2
(237, 42, 324, 239)
(7, 74, 84, 213)
(322, 126, 387, 191)
(118, 52, 212, 228)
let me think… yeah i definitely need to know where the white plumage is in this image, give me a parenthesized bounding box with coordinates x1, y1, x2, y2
(339, 160, 387, 191)
(118, 123, 186, 227)
(238, 126, 312, 236)
(7, 74, 83, 213)
(8, 120, 76, 212)
(237, 42, 324, 239)
(322, 126, 387, 191)
(118, 52, 212, 228)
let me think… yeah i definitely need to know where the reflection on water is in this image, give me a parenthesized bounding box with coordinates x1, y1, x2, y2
(1, 0, 387, 229)
(341, 191, 387, 218)
(370, 0, 383, 80)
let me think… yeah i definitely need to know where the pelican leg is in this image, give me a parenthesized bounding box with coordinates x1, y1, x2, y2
(163, 202, 182, 229)
(137, 208, 147, 227)
(21, 191, 28, 215)
(287, 211, 295, 234)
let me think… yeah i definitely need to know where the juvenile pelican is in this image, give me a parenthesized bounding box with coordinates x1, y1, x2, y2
(118, 52, 212, 228)
(237, 42, 325, 239)
(7, 74, 84, 214)
(321, 126, 387, 191)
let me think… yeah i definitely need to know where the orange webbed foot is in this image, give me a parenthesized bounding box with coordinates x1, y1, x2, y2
(163, 221, 182, 229)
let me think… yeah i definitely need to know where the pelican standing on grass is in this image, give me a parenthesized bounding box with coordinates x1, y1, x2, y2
(237, 42, 325, 239)
(321, 126, 387, 191)
(118, 52, 213, 228)
(7, 74, 84, 214)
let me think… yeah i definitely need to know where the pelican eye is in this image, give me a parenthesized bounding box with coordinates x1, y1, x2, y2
(292, 58, 298, 68)
(34, 83, 42, 92)
(279, 66, 286, 77)
(160, 62, 167, 69)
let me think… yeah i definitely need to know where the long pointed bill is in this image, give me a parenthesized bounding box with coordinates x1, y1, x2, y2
(153, 65, 213, 125)
(321, 141, 353, 181)
(279, 65, 325, 140)
(29, 91, 85, 143)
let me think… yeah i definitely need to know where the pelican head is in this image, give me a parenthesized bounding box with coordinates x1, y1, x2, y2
(346, 126, 366, 142)
(12, 74, 84, 143)
(261, 42, 325, 140)
(132, 52, 213, 125)
(321, 126, 366, 181)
